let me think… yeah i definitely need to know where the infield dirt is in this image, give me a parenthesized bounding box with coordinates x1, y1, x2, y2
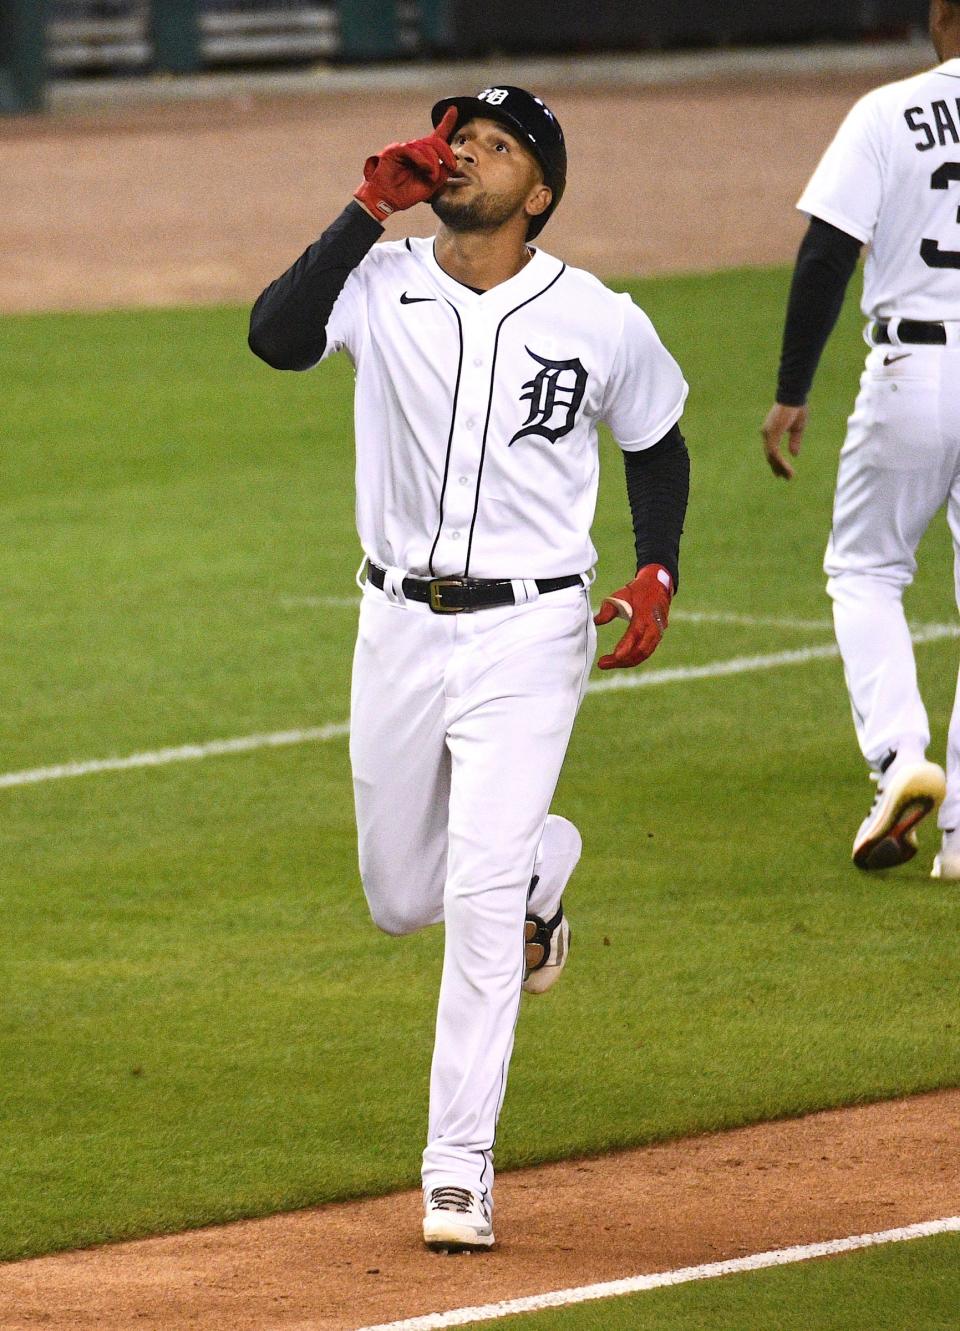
(1, 67, 957, 1330)
(0, 73, 921, 313)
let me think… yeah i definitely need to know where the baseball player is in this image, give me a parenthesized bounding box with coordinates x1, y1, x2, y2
(249, 86, 690, 1250)
(761, 0, 960, 878)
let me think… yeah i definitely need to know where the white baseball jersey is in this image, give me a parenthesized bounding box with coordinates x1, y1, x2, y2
(319, 238, 688, 580)
(798, 56, 960, 321)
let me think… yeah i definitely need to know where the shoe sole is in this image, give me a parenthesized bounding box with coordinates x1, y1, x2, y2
(853, 762, 946, 871)
(423, 1219, 495, 1252)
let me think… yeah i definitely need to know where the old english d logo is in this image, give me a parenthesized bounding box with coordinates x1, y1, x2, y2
(509, 348, 587, 446)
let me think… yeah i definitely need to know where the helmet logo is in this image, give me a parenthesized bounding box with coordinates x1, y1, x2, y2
(478, 87, 510, 106)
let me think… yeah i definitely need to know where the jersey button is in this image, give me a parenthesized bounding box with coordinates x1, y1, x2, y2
(451, 531, 461, 541)
(473, 357, 483, 367)
(459, 476, 469, 486)
(465, 418, 476, 430)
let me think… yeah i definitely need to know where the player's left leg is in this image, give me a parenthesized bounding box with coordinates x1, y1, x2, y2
(421, 587, 595, 1244)
(933, 425, 960, 879)
(826, 347, 949, 868)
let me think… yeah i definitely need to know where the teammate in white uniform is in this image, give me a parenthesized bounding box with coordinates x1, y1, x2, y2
(761, 0, 960, 878)
(249, 86, 690, 1249)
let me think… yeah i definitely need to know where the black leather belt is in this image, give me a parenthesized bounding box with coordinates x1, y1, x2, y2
(874, 319, 946, 345)
(366, 562, 582, 614)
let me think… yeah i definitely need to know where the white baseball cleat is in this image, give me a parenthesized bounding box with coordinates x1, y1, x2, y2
(523, 902, 570, 994)
(423, 1186, 494, 1252)
(931, 829, 960, 880)
(852, 756, 946, 871)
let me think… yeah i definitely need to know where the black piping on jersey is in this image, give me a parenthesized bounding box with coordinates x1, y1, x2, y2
(463, 264, 568, 576)
(426, 300, 466, 576)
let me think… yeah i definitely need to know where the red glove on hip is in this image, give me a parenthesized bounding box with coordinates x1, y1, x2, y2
(354, 107, 458, 222)
(593, 564, 673, 670)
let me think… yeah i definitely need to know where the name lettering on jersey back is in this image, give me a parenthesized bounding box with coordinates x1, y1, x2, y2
(905, 100, 960, 151)
(509, 348, 587, 447)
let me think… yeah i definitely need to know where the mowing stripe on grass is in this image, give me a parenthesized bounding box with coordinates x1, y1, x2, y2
(2, 624, 957, 792)
(354, 1216, 960, 1331)
(281, 597, 837, 631)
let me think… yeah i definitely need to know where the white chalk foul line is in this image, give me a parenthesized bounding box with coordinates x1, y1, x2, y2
(2, 624, 957, 792)
(0, 723, 351, 790)
(589, 620, 959, 693)
(353, 1216, 960, 1331)
(587, 640, 838, 692)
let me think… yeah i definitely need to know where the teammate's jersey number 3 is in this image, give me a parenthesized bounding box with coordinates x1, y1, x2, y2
(922, 162, 960, 269)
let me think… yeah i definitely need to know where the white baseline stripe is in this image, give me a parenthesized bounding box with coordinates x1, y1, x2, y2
(2, 625, 957, 792)
(0, 723, 351, 790)
(588, 641, 838, 692)
(589, 621, 958, 693)
(354, 1216, 960, 1331)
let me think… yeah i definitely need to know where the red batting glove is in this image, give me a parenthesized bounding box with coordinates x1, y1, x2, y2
(593, 564, 673, 670)
(354, 107, 458, 222)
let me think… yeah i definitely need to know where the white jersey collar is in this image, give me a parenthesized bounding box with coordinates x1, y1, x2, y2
(937, 56, 960, 78)
(411, 235, 564, 312)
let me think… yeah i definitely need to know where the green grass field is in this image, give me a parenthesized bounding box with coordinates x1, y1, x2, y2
(2, 265, 958, 1316)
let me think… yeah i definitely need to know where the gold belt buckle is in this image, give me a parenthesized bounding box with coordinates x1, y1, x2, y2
(428, 578, 465, 613)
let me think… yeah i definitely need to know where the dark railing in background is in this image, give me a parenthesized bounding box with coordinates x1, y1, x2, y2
(0, 0, 931, 114)
(42, 0, 429, 73)
(442, 0, 928, 55)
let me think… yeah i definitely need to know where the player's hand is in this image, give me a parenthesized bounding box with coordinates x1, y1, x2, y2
(761, 402, 809, 480)
(593, 564, 673, 670)
(353, 108, 458, 222)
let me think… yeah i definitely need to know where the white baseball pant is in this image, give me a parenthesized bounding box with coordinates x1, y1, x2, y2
(825, 340, 960, 829)
(349, 578, 595, 1209)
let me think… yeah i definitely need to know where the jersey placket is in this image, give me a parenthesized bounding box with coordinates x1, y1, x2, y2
(430, 306, 496, 577)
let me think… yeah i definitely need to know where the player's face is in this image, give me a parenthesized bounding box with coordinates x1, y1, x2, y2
(431, 117, 551, 234)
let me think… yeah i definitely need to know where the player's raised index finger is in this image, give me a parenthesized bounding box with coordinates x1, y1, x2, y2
(435, 107, 459, 141)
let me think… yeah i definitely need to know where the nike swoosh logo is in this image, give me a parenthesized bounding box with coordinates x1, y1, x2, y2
(883, 353, 912, 366)
(400, 292, 436, 305)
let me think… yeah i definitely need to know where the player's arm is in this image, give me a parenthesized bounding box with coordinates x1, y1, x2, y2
(248, 204, 383, 370)
(593, 423, 690, 670)
(248, 109, 457, 371)
(761, 217, 862, 479)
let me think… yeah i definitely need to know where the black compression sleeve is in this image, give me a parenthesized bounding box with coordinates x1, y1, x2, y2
(623, 422, 690, 594)
(248, 201, 383, 371)
(776, 217, 862, 406)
